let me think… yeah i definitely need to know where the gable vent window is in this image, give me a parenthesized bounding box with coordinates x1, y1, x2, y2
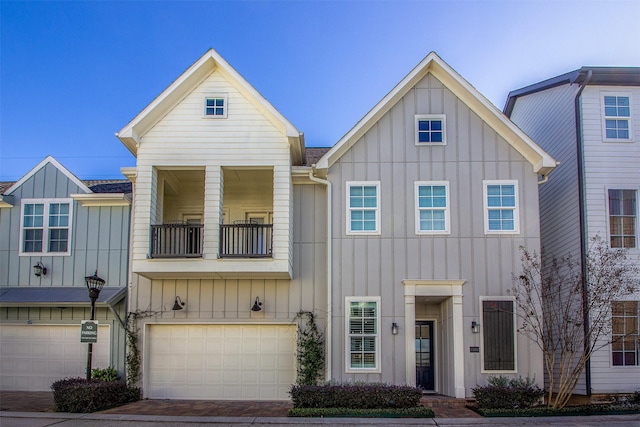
(204, 95, 227, 118)
(415, 115, 446, 145)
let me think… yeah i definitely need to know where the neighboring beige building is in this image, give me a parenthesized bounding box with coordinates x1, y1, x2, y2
(117, 49, 556, 400)
(505, 67, 640, 394)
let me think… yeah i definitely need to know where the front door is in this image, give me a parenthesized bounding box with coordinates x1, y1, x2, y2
(416, 321, 435, 391)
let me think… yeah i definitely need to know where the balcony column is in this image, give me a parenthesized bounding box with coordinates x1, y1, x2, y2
(203, 165, 221, 258)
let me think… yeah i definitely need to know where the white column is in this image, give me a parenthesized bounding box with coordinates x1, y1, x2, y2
(404, 292, 416, 386)
(452, 294, 465, 398)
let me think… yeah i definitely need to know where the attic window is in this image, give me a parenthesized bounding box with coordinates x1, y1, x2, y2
(204, 95, 227, 118)
(415, 115, 446, 145)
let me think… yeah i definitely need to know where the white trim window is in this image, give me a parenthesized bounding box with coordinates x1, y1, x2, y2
(480, 297, 517, 373)
(346, 181, 380, 235)
(608, 189, 637, 249)
(345, 296, 380, 372)
(483, 180, 519, 234)
(203, 94, 228, 118)
(415, 181, 450, 234)
(20, 198, 73, 256)
(603, 94, 631, 141)
(415, 115, 446, 145)
(611, 301, 639, 366)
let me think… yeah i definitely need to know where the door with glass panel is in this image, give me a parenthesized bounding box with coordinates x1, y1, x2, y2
(416, 321, 435, 391)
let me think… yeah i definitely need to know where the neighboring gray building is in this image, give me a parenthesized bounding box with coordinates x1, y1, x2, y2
(0, 156, 131, 391)
(314, 52, 556, 398)
(505, 67, 640, 394)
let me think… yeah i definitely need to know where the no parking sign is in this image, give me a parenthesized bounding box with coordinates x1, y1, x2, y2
(80, 320, 99, 343)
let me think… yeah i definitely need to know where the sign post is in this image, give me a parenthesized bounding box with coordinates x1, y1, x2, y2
(81, 320, 98, 344)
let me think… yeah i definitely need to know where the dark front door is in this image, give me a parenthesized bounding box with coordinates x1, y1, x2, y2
(416, 321, 435, 391)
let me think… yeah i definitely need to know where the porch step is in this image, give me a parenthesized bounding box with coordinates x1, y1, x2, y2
(420, 395, 470, 408)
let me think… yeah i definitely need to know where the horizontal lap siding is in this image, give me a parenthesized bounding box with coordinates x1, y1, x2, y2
(329, 73, 543, 389)
(580, 86, 640, 393)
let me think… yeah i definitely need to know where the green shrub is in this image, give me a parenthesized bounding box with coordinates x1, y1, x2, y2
(91, 367, 120, 382)
(289, 407, 434, 418)
(472, 375, 543, 409)
(51, 377, 140, 413)
(478, 403, 640, 417)
(289, 382, 422, 409)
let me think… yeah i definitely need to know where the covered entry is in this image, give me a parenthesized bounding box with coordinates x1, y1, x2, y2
(404, 280, 466, 398)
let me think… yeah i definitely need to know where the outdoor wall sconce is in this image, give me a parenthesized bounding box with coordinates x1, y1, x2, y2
(391, 322, 399, 335)
(33, 262, 47, 277)
(251, 296, 263, 312)
(471, 320, 480, 333)
(172, 296, 186, 311)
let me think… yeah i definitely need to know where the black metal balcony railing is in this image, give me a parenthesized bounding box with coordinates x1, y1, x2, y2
(150, 223, 204, 258)
(219, 221, 273, 258)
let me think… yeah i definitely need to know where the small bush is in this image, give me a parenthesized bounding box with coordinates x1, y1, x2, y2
(289, 382, 422, 409)
(91, 367, 120, 382)
(289, 407, 434, 418)
(472, 375, 543, 409)
(51, 377, 140, 413)
(478, 403, 640, 417)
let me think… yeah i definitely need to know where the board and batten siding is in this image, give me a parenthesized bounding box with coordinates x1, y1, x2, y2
(130, 69, 292, 266)
(328, 73, 544, 394)
(0, 162, 130, 289)
(579, 85, 640, 393)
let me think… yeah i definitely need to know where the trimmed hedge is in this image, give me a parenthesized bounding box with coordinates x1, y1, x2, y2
(289, 407, 434, 418)
(289, 383, 422, 409)
(51, 377, 140, 413)
(472, 376, 543, 409)
(476, 403, 640, 417)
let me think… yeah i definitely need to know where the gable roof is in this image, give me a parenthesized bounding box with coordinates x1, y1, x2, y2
(3, 156, 92, 196)
(116, 48, 305, 164)
(504, 67, 640, 116)
(315, 52, 557, 176)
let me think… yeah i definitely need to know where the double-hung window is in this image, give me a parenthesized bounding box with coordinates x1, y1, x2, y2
(611, 301, 639, 366)
(481, 297, 516, 372)
(203, 94, 227, 118)
(20, 199, 72, 255)
(346, 296, 380, 372)
(603, 95, 631, 141)
(346, 182, 380, 234)
(483, 180, 519, 234)
(415, 115, 446, 145)
(415, 181, 450, 234)
(608, 189, 637, 248)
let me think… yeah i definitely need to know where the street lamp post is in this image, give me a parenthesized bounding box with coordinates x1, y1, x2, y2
(85, 271, 105, 381)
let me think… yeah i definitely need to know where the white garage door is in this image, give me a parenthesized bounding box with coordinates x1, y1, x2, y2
(147, 324, 296, 400)
(0, 324, 111, 391)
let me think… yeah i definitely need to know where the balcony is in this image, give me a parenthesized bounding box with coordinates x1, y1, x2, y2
(150, 223, 204, 258)
(220, 221, 273, 258)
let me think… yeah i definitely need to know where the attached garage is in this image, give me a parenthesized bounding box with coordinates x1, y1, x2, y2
(0, 324, 110, 391)
(146, 324, 296, 400)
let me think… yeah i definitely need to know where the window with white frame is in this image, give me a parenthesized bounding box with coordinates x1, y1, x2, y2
(483, 180, 519, 234)
(346, 297, 380, 372)
(611, 301, 639, 366)
(481, 298, 516, 372)
(415, 181, 450, 234)
(415, 115, 446, 145)
(603, 95, 631, 140)
(347, 182, 380, 234)
(204, 95, 227, 118)
(20, 199, 72, 255)
(608, 189, 637, 249)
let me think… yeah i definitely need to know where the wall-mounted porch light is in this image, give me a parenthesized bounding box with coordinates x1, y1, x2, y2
(391, 322, 399, 335)
(33, 262, 47, 277)
(251, 296, 263, 312)
(471, 320, 480, 333)
(172, 296, 186, 311)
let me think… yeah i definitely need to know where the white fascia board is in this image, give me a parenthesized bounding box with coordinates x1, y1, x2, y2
(4, 156, 92, 195)
(0, 195, 14, 208)
(120, 167, 137, 183)
(71, 193, 131, 206)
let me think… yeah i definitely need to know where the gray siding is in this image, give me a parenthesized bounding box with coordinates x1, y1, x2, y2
(0, 163, 130, 289)
(329, 73, 544, 393)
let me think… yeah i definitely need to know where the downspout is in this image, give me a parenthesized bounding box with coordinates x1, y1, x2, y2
(574, 69, 593, 395)
(308, 168, 332, 381)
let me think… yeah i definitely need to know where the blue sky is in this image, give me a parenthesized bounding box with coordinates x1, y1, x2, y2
(1, 0, 639, 181)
